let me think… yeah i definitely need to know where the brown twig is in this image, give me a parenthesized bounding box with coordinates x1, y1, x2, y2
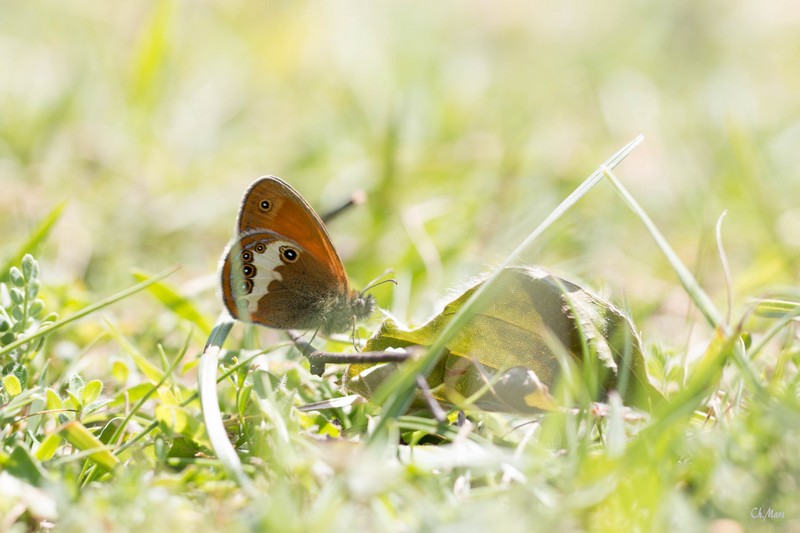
(287, 331, 451, 420)
(321, 189, 368, 224)
(287, 329, 415, 376)
(416, 374, 447, 423)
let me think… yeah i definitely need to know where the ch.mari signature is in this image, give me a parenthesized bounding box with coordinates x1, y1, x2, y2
(751, 507, 784, 520)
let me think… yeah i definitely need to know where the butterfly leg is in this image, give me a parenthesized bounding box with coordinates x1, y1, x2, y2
(307, 326, 321, 349)
(350, 316, 362, 352)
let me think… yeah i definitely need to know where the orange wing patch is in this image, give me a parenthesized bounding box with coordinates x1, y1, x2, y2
(236, 176, 348, 290)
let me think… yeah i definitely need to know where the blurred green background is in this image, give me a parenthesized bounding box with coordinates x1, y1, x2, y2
(2, 2, 800, 531)
(1, 0, 798, 345)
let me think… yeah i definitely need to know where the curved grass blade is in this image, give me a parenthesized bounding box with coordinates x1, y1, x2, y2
(198, 312, 256, 493)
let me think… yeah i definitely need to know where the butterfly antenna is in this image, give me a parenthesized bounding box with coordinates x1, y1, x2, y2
(360, 269, 398, 296)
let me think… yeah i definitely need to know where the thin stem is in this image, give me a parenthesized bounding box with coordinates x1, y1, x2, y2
(287, 329, 415, 375)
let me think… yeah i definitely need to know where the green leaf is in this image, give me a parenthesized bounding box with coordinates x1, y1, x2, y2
(35, 433, 62, 462)
(349, 267, 664, 413)
(61, 421, 120, 471)
(28, 299, 45, 317)
(21, 254, 39, 281)
(369, 136, 646, 436)
(45, 388, 64, 411)
(3, 374, 22, 396)
(66, 390, 82, 411)
(9, 363, 28, 389)
(82, 379, 103, 405)
(6, 444, 48, 486)
(166, 437, 202, 460)
(68, 373, 85, 395)
(26, 279, 40, 300)
(9, 267, 25, 287)
(9, 287, 24, 305)
(111, 360, 130, 384)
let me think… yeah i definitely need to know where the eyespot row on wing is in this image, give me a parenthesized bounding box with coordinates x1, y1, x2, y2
(228, 237, 301, 316)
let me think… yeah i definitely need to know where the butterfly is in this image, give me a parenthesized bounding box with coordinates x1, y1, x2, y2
(220, 176, 375, 335)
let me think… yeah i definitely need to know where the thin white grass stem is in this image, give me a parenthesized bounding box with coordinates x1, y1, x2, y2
(198, 312, 256, 493)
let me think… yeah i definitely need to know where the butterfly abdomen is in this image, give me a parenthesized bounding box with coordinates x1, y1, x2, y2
(250, 286, 374, 335)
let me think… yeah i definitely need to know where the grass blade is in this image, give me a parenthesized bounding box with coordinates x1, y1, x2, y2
(601, 167, 724, 330)
(109, 329, 191, 448)
(198, 312, 255, 492)
(0, 202, 65, 283)
(0, 267, 180, 359)
(602, 167, 763, 395)
(61, 421, 120, 472)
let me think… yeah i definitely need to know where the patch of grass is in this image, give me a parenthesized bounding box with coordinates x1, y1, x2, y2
(3, 146, 800, 530)
(2, 2, 799, 531)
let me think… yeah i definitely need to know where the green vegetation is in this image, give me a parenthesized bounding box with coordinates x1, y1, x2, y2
(2, 2, 799, 531)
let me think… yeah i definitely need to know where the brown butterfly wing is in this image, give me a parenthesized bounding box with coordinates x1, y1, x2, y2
(221, 231, 346, 330)
(236, 176, 348, 291)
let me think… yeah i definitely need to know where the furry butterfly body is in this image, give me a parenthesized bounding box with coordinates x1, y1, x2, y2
(220, 176, 375, 335)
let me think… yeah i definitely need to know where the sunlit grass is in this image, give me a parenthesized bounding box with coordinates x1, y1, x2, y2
(2, 1, 799, 531)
